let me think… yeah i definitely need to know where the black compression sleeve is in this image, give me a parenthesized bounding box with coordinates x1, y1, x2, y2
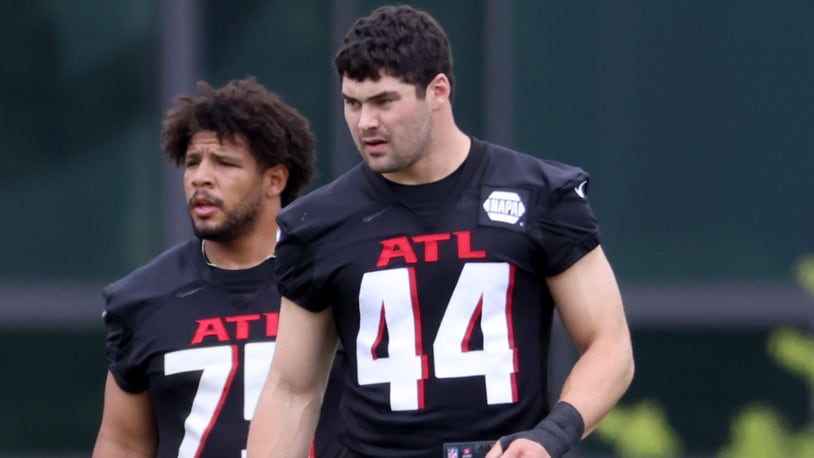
(498, 401, 584, 457)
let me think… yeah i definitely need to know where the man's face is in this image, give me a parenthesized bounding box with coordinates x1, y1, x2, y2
(341, 73, 433, 178)
(183, 131, 265, 241)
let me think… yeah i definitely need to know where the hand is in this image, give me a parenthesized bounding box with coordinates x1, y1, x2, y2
(484, 438, 552, 458)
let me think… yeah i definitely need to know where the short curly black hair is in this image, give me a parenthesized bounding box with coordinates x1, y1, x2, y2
(334, 5, 454, 98)
(160, 77, 316, 206)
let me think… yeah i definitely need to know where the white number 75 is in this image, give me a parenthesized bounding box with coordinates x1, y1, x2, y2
(164, 341, 274, 458)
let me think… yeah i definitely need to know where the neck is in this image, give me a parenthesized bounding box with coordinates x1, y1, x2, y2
(201, 225, 278, 270)
(431, 127, 470, 179)
(384, 125, 470, 185)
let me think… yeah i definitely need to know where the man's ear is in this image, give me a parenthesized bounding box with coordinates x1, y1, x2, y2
(427, 73, 452, 109)
(264, 163, 289, 198)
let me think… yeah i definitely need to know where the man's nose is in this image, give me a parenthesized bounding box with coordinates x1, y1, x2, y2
(189, 159, 214, 186)
(357, 104, 380, 131)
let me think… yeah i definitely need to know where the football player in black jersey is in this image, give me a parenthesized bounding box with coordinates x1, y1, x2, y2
(248, 5, 635, 458)
(92, 77, 341, 458)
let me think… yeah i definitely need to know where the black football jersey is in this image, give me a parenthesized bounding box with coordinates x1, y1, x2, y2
(103, 239, 342, 458)
(275, 138, 600, 457)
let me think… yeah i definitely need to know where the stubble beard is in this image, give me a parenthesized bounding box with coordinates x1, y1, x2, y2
(362, 120, 434, 175)
(191, 191, 262, 242)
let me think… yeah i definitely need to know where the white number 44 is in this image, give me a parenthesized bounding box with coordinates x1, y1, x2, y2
(357, 262, 518, 411)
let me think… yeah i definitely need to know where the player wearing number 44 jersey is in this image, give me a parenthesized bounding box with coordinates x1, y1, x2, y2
(92, 78, 341, 458)
(248, 4, 635, 458)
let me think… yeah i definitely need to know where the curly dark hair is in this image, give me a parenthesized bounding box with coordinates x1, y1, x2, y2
(160, 77, 316, 206)
(334, 4, 454, 99)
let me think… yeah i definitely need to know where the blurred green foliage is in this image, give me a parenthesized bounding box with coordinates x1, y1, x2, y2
(593, 400, 683, 457)
(796, 255, 814, 297)
(594, 255, 814, 458)
(715, 255, 814, 457)
(717, 404, 814, 458)
(718, 256, 814, 457)
(768, 329, 814, 388)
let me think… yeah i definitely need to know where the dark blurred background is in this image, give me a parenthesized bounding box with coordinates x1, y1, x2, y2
(0, 1, 812, 456)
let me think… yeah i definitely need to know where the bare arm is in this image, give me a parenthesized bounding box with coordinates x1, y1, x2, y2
(487, 245, 634, 458)
(92, 371, 157, 458)
(548, 244, 635, 436)
(247, 297, 338, 458)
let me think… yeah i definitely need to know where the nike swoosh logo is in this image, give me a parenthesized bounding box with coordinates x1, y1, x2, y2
(176, 286, 205, 298)
(362, 208, 389, 222)
(574, 180, 587, 199)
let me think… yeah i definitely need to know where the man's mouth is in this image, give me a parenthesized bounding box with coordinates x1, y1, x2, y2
(189, 194, 221, 218)
(363, 138, 388, 153)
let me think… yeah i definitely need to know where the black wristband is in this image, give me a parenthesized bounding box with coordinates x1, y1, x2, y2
(499, 401, 584, 458)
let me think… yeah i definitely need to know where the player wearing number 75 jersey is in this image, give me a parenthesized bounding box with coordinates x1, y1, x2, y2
(92, 78, 341, 458)
(248, 5, 635, 458)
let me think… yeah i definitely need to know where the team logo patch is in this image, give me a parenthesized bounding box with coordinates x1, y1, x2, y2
(479, 187, 529, 231)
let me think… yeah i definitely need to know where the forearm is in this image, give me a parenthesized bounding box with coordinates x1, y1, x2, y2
(546, 246, 635, 437)
(557, 331, 634, 436)
(247, 301, 338, 457)
(492, 331, 632, 458)
(247, 375, 324, 457)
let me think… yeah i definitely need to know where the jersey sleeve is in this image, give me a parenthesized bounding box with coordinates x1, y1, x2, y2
(274, 213, 332, 312)
(276, 165, 384, 313)
(100, 239, 204, 393)
(102, 288, 150, 393)
(532, 163, 600, 276)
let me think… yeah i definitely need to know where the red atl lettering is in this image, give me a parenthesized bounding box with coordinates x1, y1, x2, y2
(191, 318, 229, 344)
(411, 233, 451, 262)
(225, 314, 261, 340)
(376, 236, 418, 267)
(376, 230, 487, 268)
(265, 312, 279, 336)
(454, 230, 487, 259)
(190, 312, 280, 344)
